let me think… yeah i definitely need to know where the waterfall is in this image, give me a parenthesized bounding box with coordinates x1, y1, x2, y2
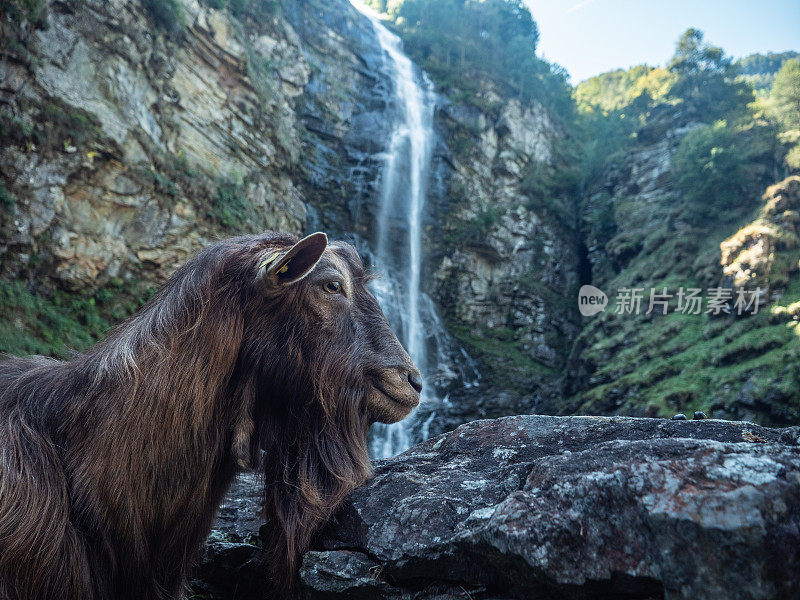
(350, 1, 480, 458)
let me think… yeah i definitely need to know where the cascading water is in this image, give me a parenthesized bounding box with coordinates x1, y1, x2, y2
(350, 1, 480, 458)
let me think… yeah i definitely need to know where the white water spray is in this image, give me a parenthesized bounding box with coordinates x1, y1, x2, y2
(350, 1, 435, 457)
(350, 2, 480, 458)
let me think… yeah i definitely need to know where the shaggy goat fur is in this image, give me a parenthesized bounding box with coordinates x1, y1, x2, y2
(0, 231, 419, 600)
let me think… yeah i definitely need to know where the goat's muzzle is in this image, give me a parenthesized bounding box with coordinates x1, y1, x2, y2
(367, 366, 422, 424)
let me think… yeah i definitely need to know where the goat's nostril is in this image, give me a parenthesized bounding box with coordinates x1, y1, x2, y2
(407, 371, 423, 394)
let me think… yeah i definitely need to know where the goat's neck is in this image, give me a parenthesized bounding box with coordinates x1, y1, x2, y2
(65, 325, 249, 564)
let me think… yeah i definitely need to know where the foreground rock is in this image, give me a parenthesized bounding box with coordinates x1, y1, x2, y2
(192, 415, 800, 599)
(301, 415, 800, 600)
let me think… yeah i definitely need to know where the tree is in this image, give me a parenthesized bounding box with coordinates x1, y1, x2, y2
(367, 0, 573, 116)
(673, 120, 750, 217)
(767, 58, 800, 169)
(668, 29, 752, 122)
(769, 59, 800, 131)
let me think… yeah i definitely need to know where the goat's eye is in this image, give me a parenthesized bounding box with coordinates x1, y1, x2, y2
(323, 281, 341, 294)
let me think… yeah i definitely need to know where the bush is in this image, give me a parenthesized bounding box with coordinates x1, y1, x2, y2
(142, 0, 186, 36)
(673, 120, 749, 216)
(0, 0, 43, 23)
(0, 180, 15, 211)
(208, 179, 253, 230)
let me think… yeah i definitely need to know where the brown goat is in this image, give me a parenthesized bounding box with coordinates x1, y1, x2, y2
(0, 231, 422, 600)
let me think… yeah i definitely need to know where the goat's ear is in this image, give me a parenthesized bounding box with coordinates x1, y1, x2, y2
(260, 232, 328, 286)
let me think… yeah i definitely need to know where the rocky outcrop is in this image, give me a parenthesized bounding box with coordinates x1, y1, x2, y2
(0, 0, 392, 293)
(1, 0, 305, 288)
(721, 175, 800, 293)
(560, 104, 800, 425)
(192, 415, 800, 599)
(427, 92, 581, 422)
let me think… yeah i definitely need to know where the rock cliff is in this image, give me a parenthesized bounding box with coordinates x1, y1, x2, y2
(0, 0, 397, 354)
(428, 94, 580, 430)
(563, 104, 800, 425)
(191, 415, 800, 600)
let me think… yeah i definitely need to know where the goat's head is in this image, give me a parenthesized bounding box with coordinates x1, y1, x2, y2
(234, 232, 422, 427)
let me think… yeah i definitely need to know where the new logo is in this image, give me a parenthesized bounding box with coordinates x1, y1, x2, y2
(578, 285, 608, 316)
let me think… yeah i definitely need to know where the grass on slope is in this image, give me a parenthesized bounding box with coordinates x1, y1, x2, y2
(0, 279, 154, 358)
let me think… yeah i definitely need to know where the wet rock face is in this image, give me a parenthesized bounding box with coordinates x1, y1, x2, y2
(299, 415, 800, 600)
(426, 93, 581, 407)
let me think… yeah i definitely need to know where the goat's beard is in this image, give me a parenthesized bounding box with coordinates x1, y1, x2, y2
(255, 367, 372, 598)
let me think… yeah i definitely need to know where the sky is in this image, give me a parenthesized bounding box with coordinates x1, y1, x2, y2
(523, 0, 800, 83)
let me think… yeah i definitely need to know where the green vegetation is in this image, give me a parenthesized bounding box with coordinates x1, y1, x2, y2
(146, 150, 199, 201)
(568, 28, 800, 424)
(574, 67, 674, 189)
(736, 51, 800, 93)
(571, 291, 800, 424)
(365, 0, 572, 116)
(763, 58, 800, 169)
(673, 120, 763, 218)
(574, 28, 791, 201)
(520, 141, 579, 227)
(447, 319, 555, 391)
(667, 29, 752, 122)
(244, 45, 278, 104)
(444, 203, 503, 247)
(0, 279, 155, 358)
(0, 180, 15, 211)
(208, 178, 254, 230)
(575, 65, 676, 113)
(0, 100, 102, 152)
(142, 0, 186, 36)
(0, 0, 43, 23)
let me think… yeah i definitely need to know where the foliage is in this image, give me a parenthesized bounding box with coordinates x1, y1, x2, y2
(0, 179, 15, 211)
(764, 58, 800, 169)
(568, 29, 799, 424)
(366, 0, 573, 117)
(573, 74, 658, 190)
(208, 179, 253, 230)
(447, 319, 554, 391)
(147, 150, 198, 200)
(574, 29, 775, 202)
(0, 279, 155, 358)
(673, 121, 748, 215)
(667, 29, 753, 122)
(575, 65, 676, 113)
(0, 100, 102, 152)
(0, 0, 43, 23)
(142, 0, 186, 36)
(520, 148, 579, 227)
(770, 59, 800, 131)
(735, 51, 800, 93)
(571, 295, 800, 424)
(444, 203, 504, 247)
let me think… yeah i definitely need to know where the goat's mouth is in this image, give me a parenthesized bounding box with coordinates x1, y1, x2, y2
(368, 378, 420, 424)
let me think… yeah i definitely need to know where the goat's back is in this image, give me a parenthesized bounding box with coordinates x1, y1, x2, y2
(0, 355, 97, 600)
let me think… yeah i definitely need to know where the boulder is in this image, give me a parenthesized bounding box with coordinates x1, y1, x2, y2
(192, 415, 800, 599)
(300, 415, 800, 600)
